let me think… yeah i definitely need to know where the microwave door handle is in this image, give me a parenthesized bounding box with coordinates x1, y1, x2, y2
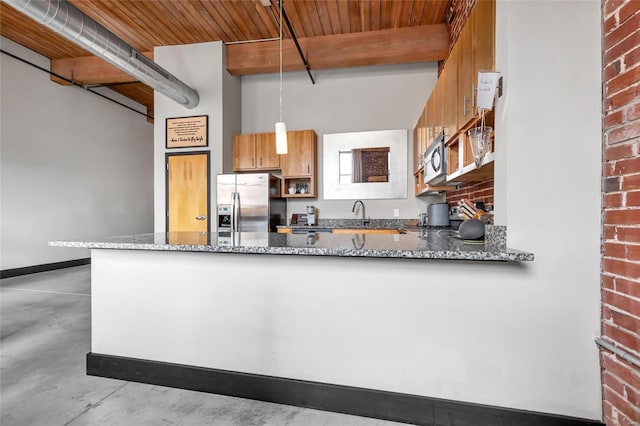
(432, 146, 441, 172)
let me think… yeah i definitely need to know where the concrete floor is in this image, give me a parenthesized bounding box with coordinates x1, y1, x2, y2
(1, 265, 413, 426)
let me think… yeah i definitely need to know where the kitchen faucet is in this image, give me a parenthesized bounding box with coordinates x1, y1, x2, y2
(351, 200, 369, 226)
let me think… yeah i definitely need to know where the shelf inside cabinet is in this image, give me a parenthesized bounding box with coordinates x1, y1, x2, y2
(446, 152, 494, 182)
(444, 109, 495, 183)
(413, 167, 455, 196)
(282, 176, 315, 198)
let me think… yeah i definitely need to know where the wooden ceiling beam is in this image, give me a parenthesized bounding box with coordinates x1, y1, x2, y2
(226, 24, 449, 75)
(49, 52, 154, 85)
(47, 24, 448, 86)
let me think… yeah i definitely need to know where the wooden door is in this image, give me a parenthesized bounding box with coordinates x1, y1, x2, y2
(255, 132, 280, 169)
(166, 152, 209, 233)
(232, 134, 256, 171)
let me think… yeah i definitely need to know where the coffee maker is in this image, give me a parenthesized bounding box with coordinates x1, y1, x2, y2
(306, 205, 316, 226)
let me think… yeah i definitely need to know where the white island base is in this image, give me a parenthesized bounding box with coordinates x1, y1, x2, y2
(87, 248, 598, 426)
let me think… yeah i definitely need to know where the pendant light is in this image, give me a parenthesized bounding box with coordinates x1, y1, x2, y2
(275, 0, 288, 154)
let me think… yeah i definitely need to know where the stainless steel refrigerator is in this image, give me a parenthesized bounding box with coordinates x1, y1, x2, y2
(216, 173, 286, 232)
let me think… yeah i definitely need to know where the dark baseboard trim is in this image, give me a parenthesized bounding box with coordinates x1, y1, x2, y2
(1, 258, 90, 279)
(87, 353, 603, 426)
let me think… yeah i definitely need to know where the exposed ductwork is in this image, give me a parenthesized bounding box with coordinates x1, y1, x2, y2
(4, 0, 199, 109)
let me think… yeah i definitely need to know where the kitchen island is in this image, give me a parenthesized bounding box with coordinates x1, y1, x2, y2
(49, 231, 544, 425)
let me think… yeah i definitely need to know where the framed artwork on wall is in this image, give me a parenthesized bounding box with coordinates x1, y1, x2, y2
(166, 115, 208, 149)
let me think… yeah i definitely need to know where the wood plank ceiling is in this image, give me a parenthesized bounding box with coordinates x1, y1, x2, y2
(0, 0, 451, 120)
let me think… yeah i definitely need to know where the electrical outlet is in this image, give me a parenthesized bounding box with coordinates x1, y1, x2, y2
(393, 209, 400, 217)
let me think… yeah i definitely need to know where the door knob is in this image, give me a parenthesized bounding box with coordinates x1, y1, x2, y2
(195, 215, 206, 220)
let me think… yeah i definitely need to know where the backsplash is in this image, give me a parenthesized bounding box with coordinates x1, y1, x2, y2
(445, 179, 494, 210)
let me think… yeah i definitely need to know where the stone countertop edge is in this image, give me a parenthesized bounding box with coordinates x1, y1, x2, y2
(49, 241, 533, 262)
(49, 234, 534, 263)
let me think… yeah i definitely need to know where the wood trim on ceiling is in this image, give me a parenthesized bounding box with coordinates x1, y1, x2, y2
(226, 24, 450, 75)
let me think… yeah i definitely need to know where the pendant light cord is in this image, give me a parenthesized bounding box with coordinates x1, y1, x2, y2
(279, 0, 283, 123)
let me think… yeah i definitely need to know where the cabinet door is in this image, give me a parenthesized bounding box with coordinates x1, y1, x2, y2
(232, 134, 255, 171)
(458, 15, 475, 129)
(473, 0, 496, 116)
(420, 106, 428, 161)
(413, 107, 428, 172)
(431, 77, 444, 142)
(255, 132, 280, 170)
(442, 42, 459, 143)
(281, 130, 316, 177)
(413, 123, 421, 172)
(425, 93, 434, 147)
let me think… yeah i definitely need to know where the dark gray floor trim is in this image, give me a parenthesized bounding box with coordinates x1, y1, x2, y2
(0, 258, 90, 279)
(87, 353, 603, 426)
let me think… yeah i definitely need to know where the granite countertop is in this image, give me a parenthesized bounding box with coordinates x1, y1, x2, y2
(280, 218, 417, 230)
(50, 227, 534, 262)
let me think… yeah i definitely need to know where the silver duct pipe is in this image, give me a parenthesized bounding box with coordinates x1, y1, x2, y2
(4, 0, 199, 108)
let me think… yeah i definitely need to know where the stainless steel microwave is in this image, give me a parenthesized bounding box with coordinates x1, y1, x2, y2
(424, 132, 447, 185)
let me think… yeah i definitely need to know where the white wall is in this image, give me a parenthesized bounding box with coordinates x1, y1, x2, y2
(0, 37, 153, 269)
(492, 0, 602, 418)
(153, 41, 241, 233)
(241, 64, 445, 220)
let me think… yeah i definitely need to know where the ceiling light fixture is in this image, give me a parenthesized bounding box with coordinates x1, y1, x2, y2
(275, 0, 288, 155)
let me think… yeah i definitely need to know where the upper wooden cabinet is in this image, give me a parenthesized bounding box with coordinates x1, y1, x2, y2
(232, 129, 318, 198)
(232, 132, 280, 171)
(462, 0, 496, 121)
(442, 42, 459, 143)
(431, 77, 444, 143)
(412, 0, 496, 193)
(281, 130, 318, 198)
(281, 130, 316, 177)
(473, 0, 496, 106)
(413, 106, 428, 171)
(457, 14, 475, 130)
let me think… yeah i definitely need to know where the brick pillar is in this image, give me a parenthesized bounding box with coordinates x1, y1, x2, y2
(601, 0, 640, 424)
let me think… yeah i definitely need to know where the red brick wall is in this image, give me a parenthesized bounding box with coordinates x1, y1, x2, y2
(445, 179, 494, 209)
(445, 0, 478, 49)
(601, 0, 640, 424)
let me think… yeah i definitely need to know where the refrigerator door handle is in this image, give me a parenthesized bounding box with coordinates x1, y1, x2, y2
(232, 191, 240, 233)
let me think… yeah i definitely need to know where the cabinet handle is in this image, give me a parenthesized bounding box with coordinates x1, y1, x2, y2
(307, 164, 310, 174)
(252, 158, 255, 167)
(472, 85, 476, 108)
(259, 158, 262, 166)
(463, 95, 468, 117)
